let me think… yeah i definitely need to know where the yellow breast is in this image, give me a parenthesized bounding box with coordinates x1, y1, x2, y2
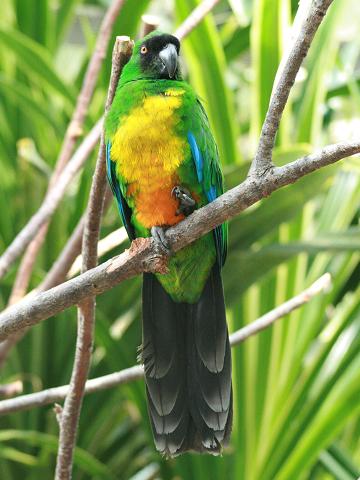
(111, 90, 189, 228)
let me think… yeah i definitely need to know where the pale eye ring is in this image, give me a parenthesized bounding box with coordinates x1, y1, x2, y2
(141, 45, 148, 54)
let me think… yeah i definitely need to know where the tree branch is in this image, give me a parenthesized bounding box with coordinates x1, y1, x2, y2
(174, 0, 221, 40)
(0, 142, 357, 341)
(141, 14, 160, 37)
(0, 273, 331, 415)
(68, 225, 127, 278)
(39, 189, 114, 291)
(0, 381, 23, 399)
(249, 0, 334, 175)
(5, 0, 128, 298)
(0, 190, 114, 370)
(55, 36, 134, 480)
(0, 121, 102, 281)
(230, 273, 331, 345)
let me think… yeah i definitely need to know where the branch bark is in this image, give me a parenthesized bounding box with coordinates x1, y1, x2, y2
(5, 0, 127, 297)
(174, 0, 221, 40)
(55, 36, 134, 480)
(0, 381, 23, 399)
(0, 121, 102, 280)
(68, 225, 127, 278)
(249, 0, 334, 175)
(0, 190, 113, 370)
(141, 14, 160, 37)
(0, 273, 331, 415)
(0, 142, 358, 341)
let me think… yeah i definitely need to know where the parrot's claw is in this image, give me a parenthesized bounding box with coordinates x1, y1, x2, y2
(172, 186, 196, 216)
(151, 226, 171, 254)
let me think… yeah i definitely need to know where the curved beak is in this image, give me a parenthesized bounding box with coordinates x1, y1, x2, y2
(159, 43, 178, 79)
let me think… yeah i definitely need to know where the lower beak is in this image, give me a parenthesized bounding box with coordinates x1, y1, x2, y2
(159, 44, 178, 79)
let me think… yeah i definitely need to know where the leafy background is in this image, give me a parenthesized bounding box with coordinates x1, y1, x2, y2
(0, 0, 359, 479)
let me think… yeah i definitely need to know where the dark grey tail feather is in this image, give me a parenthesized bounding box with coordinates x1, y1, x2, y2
(141, 265, 232, 456)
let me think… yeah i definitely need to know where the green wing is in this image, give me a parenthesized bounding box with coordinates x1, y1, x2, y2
(187, 99, 228, 266)
(106, 141, 135, 240)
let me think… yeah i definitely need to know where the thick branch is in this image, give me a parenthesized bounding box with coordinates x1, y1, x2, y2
(0, 273, 331, 415)
(0, 142, 357, 340)
(55, 37, 134, 480)
(250, 0, 334, 175)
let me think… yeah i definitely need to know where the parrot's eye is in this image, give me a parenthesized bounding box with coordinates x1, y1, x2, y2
(141, 45, 148, 54)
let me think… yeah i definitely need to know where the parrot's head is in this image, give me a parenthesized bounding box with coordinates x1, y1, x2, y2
(120, 31, 181, 83)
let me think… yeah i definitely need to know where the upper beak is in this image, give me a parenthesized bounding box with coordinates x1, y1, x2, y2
(159, 44, 178, 79)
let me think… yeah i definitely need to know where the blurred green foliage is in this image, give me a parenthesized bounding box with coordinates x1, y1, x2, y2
(0, 0, 359, 479)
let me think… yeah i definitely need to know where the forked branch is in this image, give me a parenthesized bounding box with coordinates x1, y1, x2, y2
(0, 141, 357, 341)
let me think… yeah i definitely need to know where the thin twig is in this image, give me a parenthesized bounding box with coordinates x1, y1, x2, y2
(141, 14, 160, 37)
(0, 220, 85, 368)
(55, 36, 134, 480)
(68, 226, 127, 278)
(53, 0, 126, 176)
(0, 121, 102, 281)
(40, 218, 86, 292)
(230, 273, 331, 345)
(0, 366, 143, 416)
(0, 190, 113, 370)
(174, 0, 221, 40)
(0, 331, 30, 369)
(0, 141, 358, 340)
(0, 273, 331, 415)
(7, 0, 127, 301)
(0, 381, 23, 399)
(7, 230, 48, 305)
(249, 0, 334, 175)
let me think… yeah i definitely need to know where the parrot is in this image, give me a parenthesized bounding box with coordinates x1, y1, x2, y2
(105, 31, 232, 456)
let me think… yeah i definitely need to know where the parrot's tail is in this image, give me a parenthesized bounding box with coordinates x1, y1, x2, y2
(141, 264, 232, 457)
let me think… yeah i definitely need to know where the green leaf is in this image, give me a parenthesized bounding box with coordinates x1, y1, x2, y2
(250, 0, 291, 143)
(55, 0, 82, 43)
(175, 0, 240, 165)
(0, 430, 115, 479)
(0, 28, 76, 108)
(0, 75, 60, 130)
(225, 229, 360, 302)
(319, 444, 360, 480)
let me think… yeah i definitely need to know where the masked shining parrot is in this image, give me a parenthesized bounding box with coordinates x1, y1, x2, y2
(105, 31, 232, 456)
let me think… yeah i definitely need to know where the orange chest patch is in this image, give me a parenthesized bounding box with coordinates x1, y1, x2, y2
(111, 91, 189, 228)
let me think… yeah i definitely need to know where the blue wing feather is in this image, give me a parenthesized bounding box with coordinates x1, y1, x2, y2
(106, 141, 135, 240)
(187, 129, 227, 267)
(187, 132, 203, 183)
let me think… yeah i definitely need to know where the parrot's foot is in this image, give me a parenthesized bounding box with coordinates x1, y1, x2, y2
(172, 186, 196, 216)
(151, 226, 170, 254)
